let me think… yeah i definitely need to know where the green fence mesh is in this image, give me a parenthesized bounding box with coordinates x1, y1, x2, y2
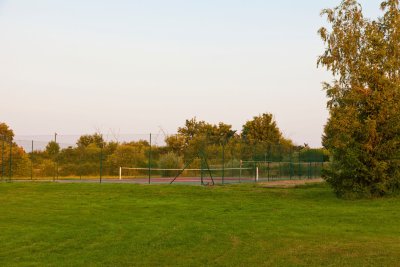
(1, 134, 328, 185)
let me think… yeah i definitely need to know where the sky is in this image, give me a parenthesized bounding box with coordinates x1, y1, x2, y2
(0, 0, 384, 147)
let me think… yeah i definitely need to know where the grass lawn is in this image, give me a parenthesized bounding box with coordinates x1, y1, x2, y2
(0, 182, 399, 266)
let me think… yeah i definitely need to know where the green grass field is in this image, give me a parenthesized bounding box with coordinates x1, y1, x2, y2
(0, 182, 399, 266)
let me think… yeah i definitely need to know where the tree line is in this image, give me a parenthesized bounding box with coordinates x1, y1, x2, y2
(0, 114, 328, 179)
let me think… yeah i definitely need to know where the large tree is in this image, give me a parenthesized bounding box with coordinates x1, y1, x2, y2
(241, 113, 284, 144)
(166, 118, 236, 153)
(77, 133, 105, 148)
(319, 0, 400, 197)
(0, 123, 31, 177)
(0, 122, 14, 141)
(177, 118, 236, 144)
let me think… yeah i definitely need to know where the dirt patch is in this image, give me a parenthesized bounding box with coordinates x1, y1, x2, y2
(259, 178, 324, 188)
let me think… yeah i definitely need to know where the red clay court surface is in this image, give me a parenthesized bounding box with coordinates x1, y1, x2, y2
(57, 177, 258, 184)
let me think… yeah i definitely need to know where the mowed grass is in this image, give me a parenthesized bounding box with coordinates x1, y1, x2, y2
(0, 183, 399, 267)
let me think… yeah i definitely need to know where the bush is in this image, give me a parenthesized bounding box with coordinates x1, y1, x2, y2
(158, 152, 183, 176)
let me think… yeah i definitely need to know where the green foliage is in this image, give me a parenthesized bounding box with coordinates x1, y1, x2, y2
(158, 152, 183, 169)
(35, 159, 56, 177)
(165, 134, 186, 154)
(241, 113, 283, 144)
(107, 143, 147, 171)
(2, 115, 307, 179)
(179, 118, 236, 145)
(299, 148, 329, 162)
(45, 141, 60, 157)
(319, 0, 400, 198)
(0, 139, 31, 178)
(0, 122, 14, 141)
(158, 152, 183, 176)
(10, 146, 30, 177)
(77, 133, 105, 148)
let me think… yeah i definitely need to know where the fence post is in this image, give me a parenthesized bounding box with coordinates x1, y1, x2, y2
(278, 162, 281, 179)
(99, 145, 103, 183)
(321, 161, 324, 178)
(239, 160, 242, 183)
(1, 136, 4, 181)
(290, 153, 293, 180)
(9, 140, 12, 182)
(222, 141, 225, 185)
(254, 162, 256, 182)
(53, 133, 57, 182)
(148, 133, 152, 184)
(239, 138, 242, 183)
(230, 146, 234, 179)
(200, 157, 204, 185)
(314, 162, 317, 179)
(31, 140, 34, 180)
(79, 148, 82, 180)
(298, 151, 301, 179)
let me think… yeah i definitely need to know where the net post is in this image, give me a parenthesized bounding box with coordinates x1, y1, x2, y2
(256, 166, 259, 182)
(119, 167, 122, 180)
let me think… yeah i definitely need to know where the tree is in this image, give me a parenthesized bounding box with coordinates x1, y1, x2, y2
(0, 123, 30, 177)
(165, 134, 186, 154)
(166, 118, 237, 159)
(318, 0, 400, 198)
(158, 152, 183, 176)
(45, 141, 60, 157)
(0, 122, 14, 141)
(77, 133, 105, 148)
(177, 117, 236, 145)
(241, 113, 284, 144)
(107, 142, 148, 172)
(10, 145, 31, 177)
(240, 113, 294, 161)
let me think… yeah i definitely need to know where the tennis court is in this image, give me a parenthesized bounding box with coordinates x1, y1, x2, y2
(11, 165, 323, 186)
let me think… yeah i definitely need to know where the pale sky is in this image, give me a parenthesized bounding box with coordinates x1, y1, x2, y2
(0, 0, 383, 147)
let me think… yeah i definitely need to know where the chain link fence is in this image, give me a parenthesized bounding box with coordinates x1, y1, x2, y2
(1, 133, 327, 185)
